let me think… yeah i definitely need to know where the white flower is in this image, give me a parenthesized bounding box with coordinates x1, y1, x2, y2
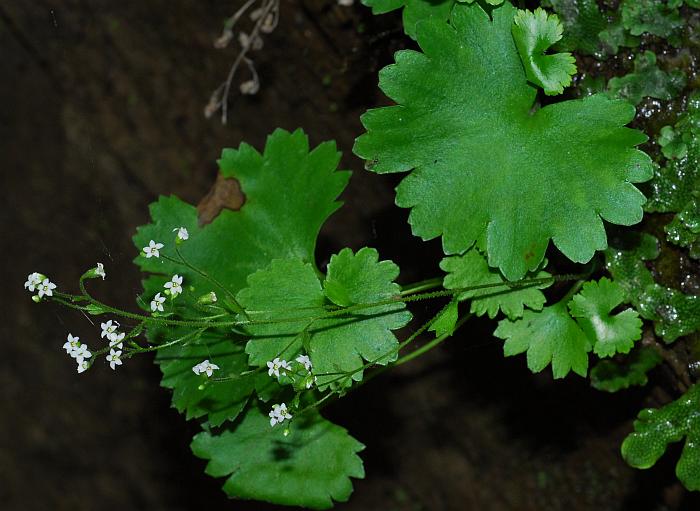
(164, 274, 183, 298)
(305, 375, 318, 389)
(63, 333, 80, 355)
(100, 320, 119, 339)
(143, 240, 164, 258)
(73, 344, 92, 364)
(296, 354, 312, 372)
(106, 349, 123, 370)
(173, 227, 189, 241)
(267, 357, 291, 378)
(108, 331, 125, 349)
(95, 263, 106, 280)
(77, 360, 90, 374)
(150, 292, 166, 312)
(269, 403, 293, 427)
(37, 278, 56, 298)
(192, 359, 219, 377)
(24, 272, 43, 292)
(210, 292, 217, 302)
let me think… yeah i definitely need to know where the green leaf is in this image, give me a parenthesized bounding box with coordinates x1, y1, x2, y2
(354, 1, 652, 280)
(495, 300, 592, 378)
(666, 197, 700, 259)
(441, 248, 549, 320)
(622, 383, 700, 491)
(512, 8, 576, 95)
(658, 125, 689, 160)
(540, 0, 610, 55)
(133, 129, 349, 292)
(192, 406, 365, 509)
(568, 278, 642, 358)
(428, 298, 459, 337)
(240, 249, 411, 389)
(133, 129, 350, 424)
(606, 234, 700, 342)
(361, 0, 454, 39)
(590, 346, 661, 393)
(620, 0, 683, 39)
(158, 334, 255, 426)
(647, 94, 700, 213)
(606, 51, 686, 106)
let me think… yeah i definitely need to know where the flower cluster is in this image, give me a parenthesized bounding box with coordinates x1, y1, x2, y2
(192, 359, 220, 377)
(24, 272, 56, 301)
(266, 354, 316, 390)
(100, 320, 126, 370)
(62, 333, 92, 373)
(269, 403, 293, 427)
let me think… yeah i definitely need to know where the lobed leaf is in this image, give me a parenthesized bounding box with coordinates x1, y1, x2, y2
(240, 248, 411, 389)
(441, 247, 549, 320)
(360, 0, 454, 39)
(133, 129, 350, 424)
(192, 406, 365, 509)
(354, 1, 653, 280)
(622, 384, 700, 491)
(512, 8, 577, 95)
(568, 278, 642, 358)
(495, 300, 592, 379)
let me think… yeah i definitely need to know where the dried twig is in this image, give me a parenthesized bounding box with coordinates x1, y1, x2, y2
(205, 0, 280, 123)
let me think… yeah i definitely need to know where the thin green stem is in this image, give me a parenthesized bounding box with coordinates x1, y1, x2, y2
(393, 314, 470, 367)
(400, 277, 443, 296)
(166, 247, 246, 315)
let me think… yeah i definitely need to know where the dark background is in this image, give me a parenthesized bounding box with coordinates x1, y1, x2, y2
(2, 1, 699, 510)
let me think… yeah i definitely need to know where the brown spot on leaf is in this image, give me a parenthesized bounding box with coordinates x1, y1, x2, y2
(196, 173, 246, 226)
(524, 250, 535, 261)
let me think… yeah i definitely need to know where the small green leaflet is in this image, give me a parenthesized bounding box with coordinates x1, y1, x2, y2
(495, 300, 592, 379)
(607, 51, 686, 106)
(360, 0, 454, 40)
(568, 278, 642, 358)
(590, 346, 661, 393)
(622, 384, 700, 491)
(133, 129, 350, 425)
(192, 406, 365, 509)
(512, 8, 576, 96)
(441, 247, 549, 320)
(240, 248, 412, 389)
(428, 298, 459, 338)
(354, 1, 652, 280)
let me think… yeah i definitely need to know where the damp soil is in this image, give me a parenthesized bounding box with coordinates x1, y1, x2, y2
(1, 1, 700, 510)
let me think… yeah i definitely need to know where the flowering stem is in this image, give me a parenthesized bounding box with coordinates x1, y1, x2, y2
(169, 246, 246, 315)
